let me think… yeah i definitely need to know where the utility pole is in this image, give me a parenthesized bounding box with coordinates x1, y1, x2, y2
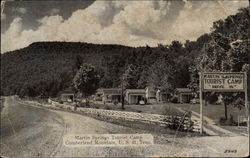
(121, 75, 125, 110)
(244, 72, 249, 133)
(1, 0, 5, 15)
(199, 72, 203, 134)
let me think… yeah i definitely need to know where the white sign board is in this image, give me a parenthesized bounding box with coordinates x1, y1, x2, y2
(202, 72, 245, 92)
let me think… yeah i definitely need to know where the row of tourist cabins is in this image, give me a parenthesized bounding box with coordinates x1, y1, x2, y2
(59, 86, 195, 105)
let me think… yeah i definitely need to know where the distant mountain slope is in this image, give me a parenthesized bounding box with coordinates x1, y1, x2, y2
(1, 42, 135, 96)
(1, 38, 206, 97)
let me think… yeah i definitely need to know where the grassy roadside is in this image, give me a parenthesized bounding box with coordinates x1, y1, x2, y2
(169, 102, 248, 135)
(170, 103, 245, 124)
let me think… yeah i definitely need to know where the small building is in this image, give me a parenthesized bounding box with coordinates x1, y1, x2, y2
(156, 89, 168, 103)
(59, 91, 75, 103)
(145, 86, 157, 103)
(175, 88, 193, 103)
(94, 88, 104, 101)
(145, 86, 170, 103)
(125, 89, 146, 105)
(96, 88, 122, 104)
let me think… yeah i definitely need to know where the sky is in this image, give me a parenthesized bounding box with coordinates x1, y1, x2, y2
(1, 0, 248, 53)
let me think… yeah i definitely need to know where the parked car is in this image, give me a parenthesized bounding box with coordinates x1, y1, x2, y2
(190, 98, 200, 104)
(215, 100, 222, 105)
(139, 100, 145, 105)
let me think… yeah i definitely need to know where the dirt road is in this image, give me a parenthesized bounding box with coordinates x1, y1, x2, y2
(1, 96, 65, 157)
(1, 97, 248, 157)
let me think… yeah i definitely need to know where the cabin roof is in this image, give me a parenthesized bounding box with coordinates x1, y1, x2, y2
(125, 89, 145, 94)
(97, 88, 122, 95)
(176, 88, 192, 93)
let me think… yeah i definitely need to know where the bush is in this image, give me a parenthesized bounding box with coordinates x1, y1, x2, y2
(113, 100, 118, 105)
(162, 115, 193, 132)
(171, 96, 178, 103)
(232, 98, 244, 110)
(219, 115, 237, 126)
(105, 106, 111, 110)
(229, 115, 236, 125)
(207, 93, 218, 104)
(219, 117, 226, 123)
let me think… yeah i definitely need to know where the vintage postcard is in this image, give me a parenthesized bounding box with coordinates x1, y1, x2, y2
(1, 0, 249, 157)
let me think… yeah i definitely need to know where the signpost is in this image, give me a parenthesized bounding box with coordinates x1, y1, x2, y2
(199, 72, 248, 134)
(202, 72, 245, 92)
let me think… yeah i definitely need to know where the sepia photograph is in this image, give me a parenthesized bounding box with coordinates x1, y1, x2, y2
(1, 0, 249, 157)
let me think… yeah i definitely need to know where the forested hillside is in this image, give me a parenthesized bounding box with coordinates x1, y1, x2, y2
(1, 42, 134, 97)
(1, 7, 249, 99)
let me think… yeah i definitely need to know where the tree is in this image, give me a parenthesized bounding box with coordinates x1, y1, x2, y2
(73, 64, 100, 105)
(123, 64, 141, 89)
(191, 37, 248, 120)
(146, 59, 174, 93)
(188, 8, 250, 120)
(172, 55, 192, 88)
(75, 55, 83, 70)
(102, 55, 125, 88)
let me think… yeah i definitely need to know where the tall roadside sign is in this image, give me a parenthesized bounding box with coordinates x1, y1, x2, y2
(199, 72, 248, 134)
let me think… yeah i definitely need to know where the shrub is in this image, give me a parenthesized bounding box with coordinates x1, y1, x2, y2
(219, 115, 236, 126)
(171, 116, 182, 130)
(219, 117, 226, 124)
(113, 100, 118, 105)
(232, 98, 244, 110)
(163, 115, 192, 132)
(229, 114, 236, 126)
(105, 106, 111, 110)
(171, 96, 178, 103)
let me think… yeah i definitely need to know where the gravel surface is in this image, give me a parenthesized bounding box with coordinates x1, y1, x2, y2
(1, 96, 249, 157)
